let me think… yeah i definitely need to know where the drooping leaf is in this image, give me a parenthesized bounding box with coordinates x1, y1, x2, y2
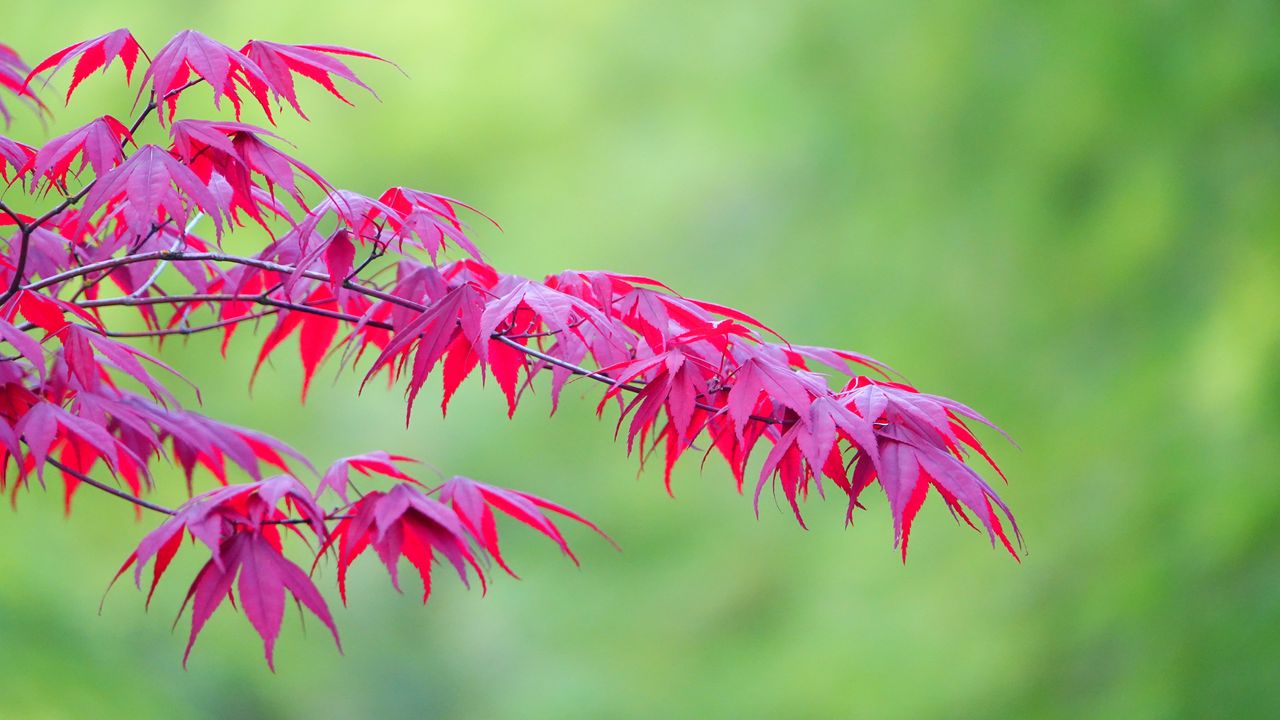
(437, 475, 612, 577)
(170, 119, 330, 218)
(141, 30, 273, 124)
(110, 476, 336, 666)
(22, 29, 144, 103)
(319, 483, 483, 605)
(29, 115, 134, 192)
(0, 43, 47, 125)
(0, 135, 34, 181)
(240, 41, 387, 118)
(315, 451, 416, 503)
(80, 145, 226, 237)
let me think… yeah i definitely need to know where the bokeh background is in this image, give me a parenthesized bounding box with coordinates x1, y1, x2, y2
(2, 1, 1278, 717)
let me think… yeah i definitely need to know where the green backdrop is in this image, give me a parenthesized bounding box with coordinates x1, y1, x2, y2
(2, 1, 1277, 717)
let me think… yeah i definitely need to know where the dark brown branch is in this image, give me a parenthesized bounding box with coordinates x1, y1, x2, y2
(0, 199, 26, 232)
(42, 246, 783, 422)
(44, 458, 349, 527)
(45, 458, 177, 516)
(80, 286, 657, 393)
(101, 310, 278, 339)
(83, 286, 774, 423)
(81, 292, 380, 333)
(71, 220, 176, 302)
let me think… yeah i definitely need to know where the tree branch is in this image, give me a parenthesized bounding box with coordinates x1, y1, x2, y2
(81, 285, 775, 423)
(35, 242, 785, 423)
(0, 199, 26, 232)
(45, 458, 176, 516)
(100, 310, 278, 339)
(44, 457, 349, 527)
(23, 243, 782, 439)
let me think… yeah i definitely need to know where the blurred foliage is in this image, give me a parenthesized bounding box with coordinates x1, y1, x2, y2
(2, 0, 1278, 718)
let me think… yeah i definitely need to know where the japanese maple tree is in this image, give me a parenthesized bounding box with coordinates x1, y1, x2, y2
(0, 29, 1021, 667)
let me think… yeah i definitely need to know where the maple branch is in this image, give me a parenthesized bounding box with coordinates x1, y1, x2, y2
(490, 334, 643, 393)
(81, 292, 374, 329)
(28, 251, 350, 296)
(71, 220, 177, 302)
(0, 199, 26, 232)
(79, 283, 647, 390)
(503, 329, 565, 340)
(28, 247, 785, 425)
(44, 457, 352, 527)
(100, 310, 278, 339)
(3, 225, 33, 304)
(84, 258, 785, 424)
(86, 286, 778, 424)
(347, 245, 384, 281)
(45, 457, 176, 516)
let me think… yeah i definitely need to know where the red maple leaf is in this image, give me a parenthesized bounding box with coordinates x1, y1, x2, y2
(27, 115, 134, 192)
(22, 29, 144, 103)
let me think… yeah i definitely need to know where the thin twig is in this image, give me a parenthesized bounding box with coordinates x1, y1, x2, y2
(126, 213, 201, 298)
(101, 310, 277, 339)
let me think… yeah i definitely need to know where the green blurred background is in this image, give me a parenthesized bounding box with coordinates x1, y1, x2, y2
(3, 1, 1278, 717)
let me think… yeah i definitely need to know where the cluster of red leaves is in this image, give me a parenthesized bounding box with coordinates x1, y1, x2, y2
(109, 466, 599, 668)
(0, 28, 1019, 666)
